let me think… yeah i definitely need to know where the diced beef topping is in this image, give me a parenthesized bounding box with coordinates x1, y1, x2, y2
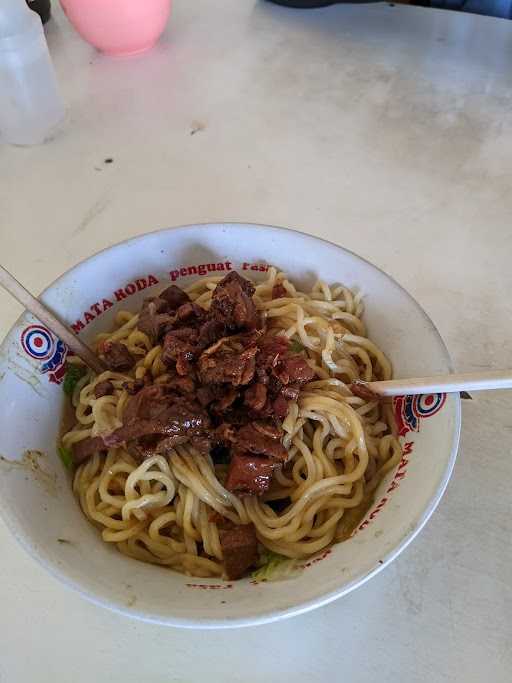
(127, 390, 208, 438)
(162, 328, 199, 375)
(197, 342, 257, 386)
(94, 380, 114, 399)
(101, 342, 135, 371)
(272, 395, 289, 420)
(104, 409, 209, 452)
(122, 378, 148, 395)
(214, 422, 236, 444)
(250, 421, 282, 440)
(213, 387, 240, 412)
(137, 287, 194, 344)
(272, 283, 288, 299)
(243, 334, 314, 419)
(196, 385, 218, 407)
(219, 523, 258, 580)
(71, 436, 107, 465)
(223, 420, 286, 495)
(280, 356, 315, 385)
(121, 384, 163, 423)
(257, 334, 290, 370)
(225, 453, 276, 496)
(209, 271, 259, 331)
(267, 373, 284, 396)
(176, 302, 205, 323)
(165, 375, 196, 395)
(125, 435, 162, 461)
(236, 423, 288, 462)
(280, 384, 300, 401)
(103, 385, 211, 459)
(137, 297, 175, 342)
(188, 435, 212, 456)
(244, 383, 267, 412)
(159, 285, 191, 310)
(255, 365, 269, 385)
(197, 318, 227, 350)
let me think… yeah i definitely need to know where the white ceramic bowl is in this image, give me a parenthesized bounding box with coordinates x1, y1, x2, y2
(0, 223, 460, 628)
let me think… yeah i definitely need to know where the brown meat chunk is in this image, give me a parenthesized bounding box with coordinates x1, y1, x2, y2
(209, 272, 259, 331)
(272, 395, 289, 420)
(164, 375, 196, 395)
(102, 342, 135, 371)
(272, 283, 288, 299)
(105, 411, 209, 449)
(105, 386, 211, 456)
(244, 383, 267, 412)
(267, 373, 284, 396)
(137, 297, 176, 342)
(236, 423, 287, 462)
(159, 285, 191, 310)
(197, 319, 227, 350)
(123, 384, 208, 428)
(197, 345, 257, 386)
(94, 380, 114, 398)
(219, 524, 258, 580)
(280, 384, 300, 401)
(189, 435, 212, 456)
(255, 365, 269, 385)
(214, 422, 236, 444)
(257, 334, 290, 370)
(279, 356, 315, 385)
(71, 436, 106, 465)
(154, 433, 210, 457)
(176, 302, 205, 324)
(122, 378, 149, 395)
(161, 328, 199, 374)
(213, 387, 239, 412)
(225, 453, 276, 496)
(125, 435, 161, 461)
(122, 385, 164, 424)
(251, 422, 282, 439)
(196, 385, 218, 406)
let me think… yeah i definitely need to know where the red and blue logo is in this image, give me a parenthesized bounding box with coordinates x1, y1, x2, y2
(20, 325, 68, 385)
(394, 393, 446, 437)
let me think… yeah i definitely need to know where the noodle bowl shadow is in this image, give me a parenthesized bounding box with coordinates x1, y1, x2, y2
(0, 223, 460, 628)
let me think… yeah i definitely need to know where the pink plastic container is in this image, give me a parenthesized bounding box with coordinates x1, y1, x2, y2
(59, 0, 171, 57)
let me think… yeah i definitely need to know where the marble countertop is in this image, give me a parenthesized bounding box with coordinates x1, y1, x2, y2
(0, 1, 511, 681)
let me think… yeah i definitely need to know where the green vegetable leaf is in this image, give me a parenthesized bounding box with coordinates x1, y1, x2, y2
(290, 339, 304, 354)
(63, 364, 87, 396)
(58, 446, 73, 470)
(251, 550, 301, 583)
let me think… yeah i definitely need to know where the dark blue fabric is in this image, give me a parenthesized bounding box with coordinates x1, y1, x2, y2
(266, 0, 512, 17)
(431, 0, 512, 17)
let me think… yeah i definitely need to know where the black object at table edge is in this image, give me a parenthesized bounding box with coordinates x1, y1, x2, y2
(27, 0, 51, 25)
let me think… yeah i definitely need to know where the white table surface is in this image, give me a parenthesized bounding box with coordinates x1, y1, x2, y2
(1, 1, 511, 680)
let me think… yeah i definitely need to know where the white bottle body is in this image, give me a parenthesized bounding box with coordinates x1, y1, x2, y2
(0, 15, 65, 145)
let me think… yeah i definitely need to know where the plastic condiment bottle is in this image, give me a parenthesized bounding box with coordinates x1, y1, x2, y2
(0, 0, 64, 145)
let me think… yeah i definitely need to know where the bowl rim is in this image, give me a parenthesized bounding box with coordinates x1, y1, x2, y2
(0, 222, 461, 629)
